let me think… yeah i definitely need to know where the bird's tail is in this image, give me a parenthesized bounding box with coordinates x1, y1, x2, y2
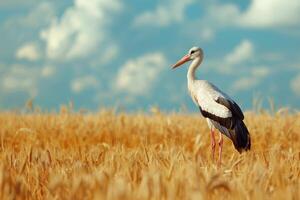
(229, 120, 251, 153)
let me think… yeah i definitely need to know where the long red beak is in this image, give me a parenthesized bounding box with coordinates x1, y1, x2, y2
(172, 54, 191, 69)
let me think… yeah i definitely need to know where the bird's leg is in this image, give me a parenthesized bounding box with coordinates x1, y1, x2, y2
(217, 132, 224, 167)
(210, 129, 216, 161)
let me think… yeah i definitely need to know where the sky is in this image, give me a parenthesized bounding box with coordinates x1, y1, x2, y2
(0, 0, 300, 112)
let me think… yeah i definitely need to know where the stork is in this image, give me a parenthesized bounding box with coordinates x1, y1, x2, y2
(172, 47, 251, 166)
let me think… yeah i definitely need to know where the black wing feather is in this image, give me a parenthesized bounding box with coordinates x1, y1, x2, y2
(215, 96, 244, 120)
(198, 96, 244, 130)
(199, 106, 235, 129)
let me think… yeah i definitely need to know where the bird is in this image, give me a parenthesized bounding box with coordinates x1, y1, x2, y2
(172, 47, 251, 166)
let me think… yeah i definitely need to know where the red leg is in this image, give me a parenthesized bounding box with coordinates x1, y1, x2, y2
(210, 129, 216, 160)
(218, 133, 224, 167)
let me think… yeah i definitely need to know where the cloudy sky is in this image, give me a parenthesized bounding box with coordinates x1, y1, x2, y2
(0, 0, 300, 112)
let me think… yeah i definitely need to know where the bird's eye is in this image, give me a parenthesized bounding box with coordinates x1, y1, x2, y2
(190, 50, 195, 54)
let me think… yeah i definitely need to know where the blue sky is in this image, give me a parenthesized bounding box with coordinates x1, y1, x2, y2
(0, 0, 300, 112)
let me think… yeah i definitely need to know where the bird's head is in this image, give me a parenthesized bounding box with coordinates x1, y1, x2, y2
(172, 47, 203, 69)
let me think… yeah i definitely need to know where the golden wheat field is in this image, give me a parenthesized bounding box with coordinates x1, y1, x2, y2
(0, 108, 299, 200)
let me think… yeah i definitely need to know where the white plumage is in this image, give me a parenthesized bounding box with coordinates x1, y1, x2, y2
(172, 46, 250, 166)
(190, 80, 232, 118)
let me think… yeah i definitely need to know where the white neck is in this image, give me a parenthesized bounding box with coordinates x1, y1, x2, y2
(187, 57, 202, 83)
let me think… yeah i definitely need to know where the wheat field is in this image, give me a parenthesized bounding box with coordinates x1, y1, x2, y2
(0, 108, 299, 200)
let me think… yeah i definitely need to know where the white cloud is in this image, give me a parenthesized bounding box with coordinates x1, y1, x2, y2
(91, 45, 119, 68)
(21, 2, 55, 27)
(1, 64, 39, 97)
(71, 75, 99, 93)
(239, 0, 300, 28)
(16, 42, 40, 61)
(3, 76, 35, 92)
(207, 3, 240, 26)
(197, 0, 300, 39)
(116, 53, 167, 95)
(207, 39, 270, 92)
(251, 67, 270, 77)
(290, 74, 300, 96)
(100, 45, 119, 64)
(207, 39, 255, 74)
(40, 0, 122, 60)
(1, 63, 59, 97)
(0, 0, 38, 8)
(199, 27, 215, 42)
(261, 52, 284, 62)
(225, 39, 254, 65)
(231, 77, 258, 92)
(41, 65, 56, 77)
(4, 2, 55, 29)
(134, 0, 194, 27)
(231, 66, 270, 92)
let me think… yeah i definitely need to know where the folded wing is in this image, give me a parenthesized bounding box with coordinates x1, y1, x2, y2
(195, 81, 241, 129)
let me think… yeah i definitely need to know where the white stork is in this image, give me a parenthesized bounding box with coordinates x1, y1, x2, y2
(172, 47, 251, 166)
